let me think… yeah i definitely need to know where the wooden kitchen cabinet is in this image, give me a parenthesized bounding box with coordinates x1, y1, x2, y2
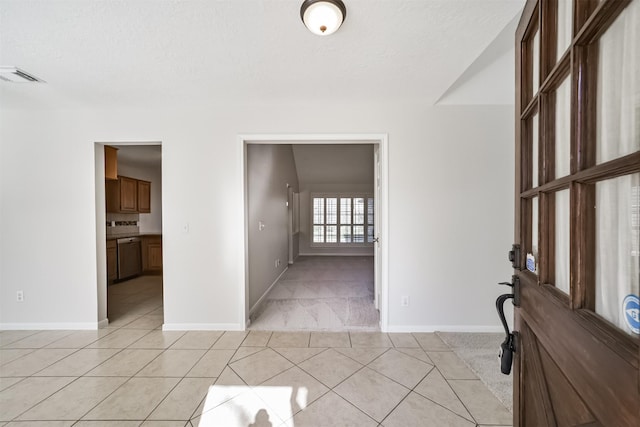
(104, 146, 118, 180)
(142, 236, 162, 272)
(106, 239, 118, 282)
(137, 180, 151, 213)
(106, 176, 151, 213)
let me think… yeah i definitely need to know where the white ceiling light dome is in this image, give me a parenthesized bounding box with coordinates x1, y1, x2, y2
(300, 0, 347, 36)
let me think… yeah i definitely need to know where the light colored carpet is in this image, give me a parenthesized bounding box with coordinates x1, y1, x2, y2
(249, 256, 379, 331)
(437, 332, 513, 412)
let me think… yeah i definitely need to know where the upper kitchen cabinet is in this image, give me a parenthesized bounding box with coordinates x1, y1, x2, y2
(104, 145, 118, 180)
(106, 175, 151, 213)
(137, 180, 151, 213)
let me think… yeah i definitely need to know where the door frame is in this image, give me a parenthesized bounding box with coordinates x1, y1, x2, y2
(239, 133, 390, 331)
(94, 141, 163, 328)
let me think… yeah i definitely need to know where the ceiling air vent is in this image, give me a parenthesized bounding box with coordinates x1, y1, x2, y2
(0, 67, 44, 83)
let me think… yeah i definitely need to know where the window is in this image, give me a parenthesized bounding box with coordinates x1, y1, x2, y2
(312, 194, 374, 246)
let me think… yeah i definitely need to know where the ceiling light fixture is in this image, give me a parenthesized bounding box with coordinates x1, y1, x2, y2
(300, 0, 347, 36)
(0, 67, 44, 83)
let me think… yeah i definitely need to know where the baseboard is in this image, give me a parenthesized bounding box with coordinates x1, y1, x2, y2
(162, 323, 244, 331)
(298, 252, 374, 257)
(249, 267, 288, 316)
(385, 325, 504, 333)
(0, 322, 100, 330)
(98, 318, 109, 329)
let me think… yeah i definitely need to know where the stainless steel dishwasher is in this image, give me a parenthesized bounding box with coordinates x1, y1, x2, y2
(117, 237, 142, 280)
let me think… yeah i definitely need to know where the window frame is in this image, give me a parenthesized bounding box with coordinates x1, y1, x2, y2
(310, 193, 375, 248)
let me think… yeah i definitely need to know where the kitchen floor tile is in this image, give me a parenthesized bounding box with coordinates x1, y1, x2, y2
(136, 349, 205, 377)
(240, 331, 272, 347)
(229, 349, 293, 386)
(427, 352, 477, 380)
(187, 349, 234, 378)
(45, 330, 114, 349)
(0, 350, 34, 366)
(298, 349, 362, 388)
(194, 388, 282, 427)
(169, 331, 223, 350)
(0, 377, 24, 393)
(271, 348, 325, 365)
(86, 329, 150, 349)
(34, 348, 120, 377)
(381, 391, 475, 427)
(395, 347, 433, 364)
(349, 332, 392, 348)
(289, 391, 377, 427)
(211, 332, 247, 350)
(333, 347, 388, 365)
(413, 333, 450, 351)
(388, 333, 420, 348)
(413, 368, 473, 421)
(4, 421, 74, 426)
(367, 349, 434, 388)
(449, 379, 512, 425)
(333, 367, 409, 422)
(0, 331, 40, 348)
(83, 377, 179, 420)
(0, 376, 75, 421)
(253, 366, 329, 422)
(74, 420, 142, 426)
(121, 315, 164, 330)
(17, 376, 128, 421)
(148, 377, 214, 420)
(0, 349, 76, 377)
(267, 332, 310, 348)
(229, 347, 263, 363)
(140, 422, 187, 427)
(309, 332, 350, 348)
(86, 349, 162, 377)
(191, 367, 249, 419)
(127, 331, 185, 349)
(2, 331, 74, 349)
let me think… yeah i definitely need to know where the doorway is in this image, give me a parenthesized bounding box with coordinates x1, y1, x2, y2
(240, 134, 389, 332)
(95, 142, 164, 328)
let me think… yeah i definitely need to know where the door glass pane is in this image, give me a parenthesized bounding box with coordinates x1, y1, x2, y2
(340, 198, 351, 224)
(313, 198, 324, 225)
(313, 225, 324, 243)
(530, 196, 539, 274)
(326, 198, 337, 224)
(596, 173, 640, 336)
(353, 198, 365, 224)
(556, 78, 571, 178)
(340, 225, 352, 243)
(596, 1, 640, 163)
(326, 225, 337, 243)
(532, 30, 540, 95)
(557, 0, 573, 61)
(555, 189, 570, 294)
(532, 113, 539, 188)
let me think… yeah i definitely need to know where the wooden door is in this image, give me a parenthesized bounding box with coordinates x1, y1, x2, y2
(514, 1, 639, 426)
(137, 180, 151, 213)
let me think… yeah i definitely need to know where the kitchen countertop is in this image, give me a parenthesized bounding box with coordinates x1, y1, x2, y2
(107, 232, 162, 241)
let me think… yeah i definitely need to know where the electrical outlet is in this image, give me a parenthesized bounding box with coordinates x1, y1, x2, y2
(16, 290, 24, 302)
(401, 296, 409, 307)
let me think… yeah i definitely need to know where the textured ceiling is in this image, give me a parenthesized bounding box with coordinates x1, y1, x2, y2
(0, 0, 524, 109)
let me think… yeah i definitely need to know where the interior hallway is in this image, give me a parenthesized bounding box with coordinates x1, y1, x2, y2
(0, 277, 512, 426)
(250, 256, 379, 331)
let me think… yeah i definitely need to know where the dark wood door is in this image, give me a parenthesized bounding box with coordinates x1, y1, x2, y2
(514, 1, 639, 426)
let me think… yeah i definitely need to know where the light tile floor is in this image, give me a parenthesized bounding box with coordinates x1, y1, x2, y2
(0, 277, 513, 427)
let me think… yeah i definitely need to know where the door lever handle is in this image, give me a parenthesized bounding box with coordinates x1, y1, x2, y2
(496, 293, 515, 375)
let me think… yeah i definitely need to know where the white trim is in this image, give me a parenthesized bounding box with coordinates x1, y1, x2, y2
(0, 322, 99, 330)
(249, 267, 288, 316)
(98, 318, 109, 329)
(239, 133, 390, 333)
(162, 323, 244, 331)
(385, 325, 504, 333)
(298, 252, 374, 257)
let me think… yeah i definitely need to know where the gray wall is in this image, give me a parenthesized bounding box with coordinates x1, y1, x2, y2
(247, 144, 299, 312)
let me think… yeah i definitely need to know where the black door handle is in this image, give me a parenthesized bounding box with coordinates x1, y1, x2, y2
(496, 292, 515, 375)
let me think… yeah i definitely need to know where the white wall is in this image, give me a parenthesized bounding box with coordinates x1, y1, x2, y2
(117, 160, 163, 233)
(0, 103, 514, 331)
(247, 144, 299, 312)
(298, 183, 375, 256)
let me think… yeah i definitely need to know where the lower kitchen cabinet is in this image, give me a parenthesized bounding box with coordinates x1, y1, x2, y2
(142, 236, 163, 272)
(106, 239, 118, 282)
